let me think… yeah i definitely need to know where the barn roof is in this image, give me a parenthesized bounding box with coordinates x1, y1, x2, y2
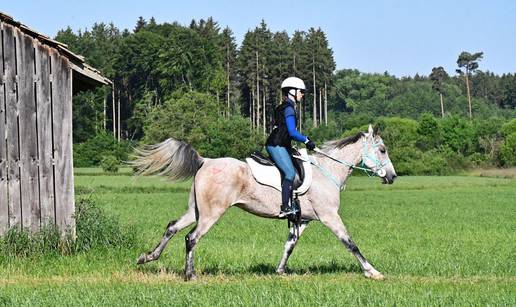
(0, 11, 112, 90)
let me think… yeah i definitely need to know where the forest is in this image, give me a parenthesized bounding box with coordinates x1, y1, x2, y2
(54, 17, 516, 174)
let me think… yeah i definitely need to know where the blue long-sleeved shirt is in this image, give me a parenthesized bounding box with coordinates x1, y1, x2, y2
(284, 99, 308, 143)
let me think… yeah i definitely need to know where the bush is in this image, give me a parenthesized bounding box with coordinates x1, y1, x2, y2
(143, 91, 263, 159)
(74, 132, 131, 167)
(468, 152, 490, 167)
(390, 146, 468, 176)
(441, 115, 475, 155)
(500, 132, 516, 166)
(101, 155, 119, 173)
(417, 113, 443, 150)
(0, 198, 137, 257)
(192, 115, 264, 159)
(74, 198, 137, 251)
(305, 121, 342, 144)
(391, 146, 423, 176)
(419, 149, 449, 175)
(375, 117, 419, 149)
(501, 118, 516, 136)
(330, 115, 515, 174)
(143, 91, 219, 145)
(334, 112, 375, 132)
(439, 145, 471, 171)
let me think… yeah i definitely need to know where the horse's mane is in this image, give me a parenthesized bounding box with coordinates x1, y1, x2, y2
(320, 132, 365, 151)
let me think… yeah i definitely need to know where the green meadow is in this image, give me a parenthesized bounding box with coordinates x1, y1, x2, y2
(0, 171, 514, 306)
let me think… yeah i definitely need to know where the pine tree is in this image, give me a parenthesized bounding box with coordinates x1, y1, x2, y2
(237, 31, 258, 123)
(430, 66, 449, 117)
(316, 29, 336, 125)
(290, 31, 310, 130)
(269, 31, 292, 130)
(237, 21, 273, 132)
(134, 17, 147, 33)
(221, 27, 238, 117)
(456, 51, 483, 118)
(252, 20, 272, 133)
(305, 28, 335, 127)
(306, 28, 318, 127)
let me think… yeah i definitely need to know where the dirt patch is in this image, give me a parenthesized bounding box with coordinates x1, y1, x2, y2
(466, 167, 516, 179)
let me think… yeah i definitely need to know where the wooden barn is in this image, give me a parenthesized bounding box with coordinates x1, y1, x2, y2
(0, 12, 111, 235)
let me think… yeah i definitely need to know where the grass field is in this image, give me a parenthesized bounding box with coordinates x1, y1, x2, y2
(0, 170, 515, 305)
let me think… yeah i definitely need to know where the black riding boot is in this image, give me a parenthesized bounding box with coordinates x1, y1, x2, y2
(279, 179, 295, 218)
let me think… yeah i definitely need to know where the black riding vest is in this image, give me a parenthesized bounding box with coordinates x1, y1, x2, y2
(266, 101, 296, 148)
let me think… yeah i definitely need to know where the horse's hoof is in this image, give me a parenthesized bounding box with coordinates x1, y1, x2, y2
(370, 273, 385, 280)
(365, 270, 385, 280)
(276, 268, 286, 275)
(185, 272, 197, 281)
(136, 254, 147, 265)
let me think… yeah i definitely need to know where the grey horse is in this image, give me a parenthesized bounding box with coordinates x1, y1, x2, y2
(133, 124, 397, 281)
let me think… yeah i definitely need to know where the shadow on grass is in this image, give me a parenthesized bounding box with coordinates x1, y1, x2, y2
(246, 262, 362, 275)
(135, 261, 362, 277)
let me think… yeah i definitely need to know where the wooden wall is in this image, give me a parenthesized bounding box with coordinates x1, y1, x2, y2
(0, 21, 75, 235)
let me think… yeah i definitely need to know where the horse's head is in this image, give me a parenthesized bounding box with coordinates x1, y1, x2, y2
(361, 124, 397, 184)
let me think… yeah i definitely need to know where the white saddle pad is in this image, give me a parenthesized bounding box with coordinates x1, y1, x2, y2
(245, 148, 313, 195)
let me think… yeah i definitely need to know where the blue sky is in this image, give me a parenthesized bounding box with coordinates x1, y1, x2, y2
(3, 0, 515, 77)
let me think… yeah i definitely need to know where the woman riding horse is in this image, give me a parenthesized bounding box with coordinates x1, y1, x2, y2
(266, 77, 316, 218)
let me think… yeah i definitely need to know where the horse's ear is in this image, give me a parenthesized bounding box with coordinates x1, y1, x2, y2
(373, 125, 381, 136)
(368, 124, 374, 136)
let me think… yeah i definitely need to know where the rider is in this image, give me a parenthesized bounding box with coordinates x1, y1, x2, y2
(266, 77, 316, 218)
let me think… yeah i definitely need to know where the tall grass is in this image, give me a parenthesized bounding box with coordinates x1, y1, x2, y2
(0, 198, 137, 258)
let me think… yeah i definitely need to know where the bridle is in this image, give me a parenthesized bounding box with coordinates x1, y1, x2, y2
(359, 139, 392, 177)
(300, 138, 391, 190)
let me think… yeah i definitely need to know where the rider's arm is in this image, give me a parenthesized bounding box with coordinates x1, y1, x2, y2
(284, 107, 308, 143)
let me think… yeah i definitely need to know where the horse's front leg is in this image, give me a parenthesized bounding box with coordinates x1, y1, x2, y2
(276, 221, 309, 274)
(320, 213, 384, 280)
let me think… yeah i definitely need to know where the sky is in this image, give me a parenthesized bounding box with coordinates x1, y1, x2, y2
(2, 0, 516, 77)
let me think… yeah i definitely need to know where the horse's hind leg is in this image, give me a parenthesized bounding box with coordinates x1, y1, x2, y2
(137, 209, 195, 264)
(276, 221, 309, 274)
(320, 213, 384, 280)
(184, 208, 226, 281)
(137, 187, 197, 265)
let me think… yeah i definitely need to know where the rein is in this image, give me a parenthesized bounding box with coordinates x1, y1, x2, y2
(304, 140, 391, 190)
(314, 148, 372, 174)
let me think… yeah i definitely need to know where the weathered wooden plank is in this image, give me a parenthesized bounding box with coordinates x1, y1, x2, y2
(17, 29, 40, 232)
(51, 50, 75, 235)
(35, 42, 54, 227)
(0, 22, 9, 234)
(3, 24, 21, 229)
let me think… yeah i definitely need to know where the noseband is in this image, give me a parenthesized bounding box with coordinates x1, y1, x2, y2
(360, 140, 392, 177)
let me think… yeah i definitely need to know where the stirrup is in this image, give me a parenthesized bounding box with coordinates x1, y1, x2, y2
(278, 207, 298, 219)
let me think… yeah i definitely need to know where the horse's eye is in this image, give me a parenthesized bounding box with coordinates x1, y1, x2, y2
(380, 147, 386, 154)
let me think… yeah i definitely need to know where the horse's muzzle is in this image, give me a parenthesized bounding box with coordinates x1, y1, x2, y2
(381, 173, 397, 184)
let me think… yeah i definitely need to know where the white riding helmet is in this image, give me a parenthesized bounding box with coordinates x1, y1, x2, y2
(281, 77, 306, 91)
(281, 77, 306, 100)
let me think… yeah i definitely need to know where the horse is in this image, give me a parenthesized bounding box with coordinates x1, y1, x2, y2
(133, 124, 397, 281)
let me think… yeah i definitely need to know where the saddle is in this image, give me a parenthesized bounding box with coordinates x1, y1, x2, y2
(245, 148, 313, 195)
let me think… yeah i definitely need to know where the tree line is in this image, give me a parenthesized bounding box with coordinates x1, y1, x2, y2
(55, 17, 515, 170)
(57, 17, 336, 143)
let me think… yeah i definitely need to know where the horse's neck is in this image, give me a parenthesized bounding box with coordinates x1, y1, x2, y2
(317, 141, 363, 186)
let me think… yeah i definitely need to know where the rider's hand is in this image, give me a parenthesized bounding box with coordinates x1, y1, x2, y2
(304, 138, 316, 151)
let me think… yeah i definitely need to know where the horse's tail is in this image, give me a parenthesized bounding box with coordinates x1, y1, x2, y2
(131, 138, 204, 181)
